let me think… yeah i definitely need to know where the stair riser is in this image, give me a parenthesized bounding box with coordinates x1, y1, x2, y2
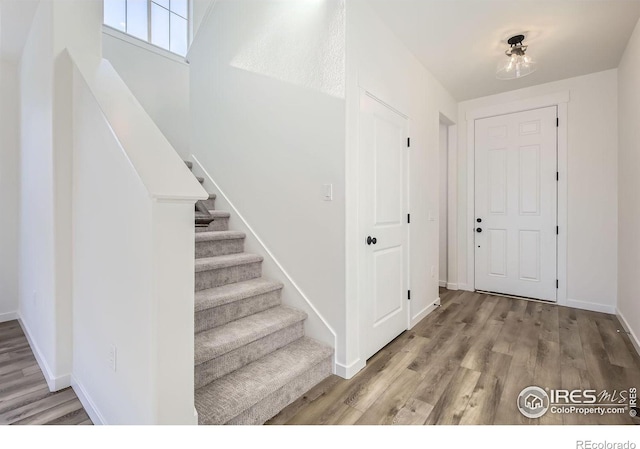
(195, 322, 304, 389)
(202, 198, 216, 210)
(196, 238, 245, 259)
(195, 262, 262, 291)
(195, 289, 282, 332)
(224, 356, 333, 425)
(196, 218, 229, 232)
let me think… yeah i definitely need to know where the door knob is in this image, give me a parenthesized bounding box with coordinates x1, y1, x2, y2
(476, 228, 482, 233)
(366, 236, 378, 245)
(477, 218, 482, 223)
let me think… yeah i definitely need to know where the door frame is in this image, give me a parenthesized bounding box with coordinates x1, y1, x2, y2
(357, 88, 411, 362)
(465, 92, 569, 307)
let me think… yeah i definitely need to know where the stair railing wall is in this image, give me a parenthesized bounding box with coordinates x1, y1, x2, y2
(69, 48, 207, 424)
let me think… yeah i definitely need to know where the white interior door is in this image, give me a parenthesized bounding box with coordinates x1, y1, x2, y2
(474, 106, 557, 302)
(359, 92, 409, 361)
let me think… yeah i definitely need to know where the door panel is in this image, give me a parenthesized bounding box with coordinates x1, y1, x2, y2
(359, 92, 409, 361)
(475, 106, 557, 301)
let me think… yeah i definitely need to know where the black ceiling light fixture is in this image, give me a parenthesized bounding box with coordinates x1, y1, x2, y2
(496, 34, 537, 80)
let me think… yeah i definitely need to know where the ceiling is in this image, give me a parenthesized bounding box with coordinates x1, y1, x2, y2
(0, 0, 39, 61)
(368, 0, 640, 101)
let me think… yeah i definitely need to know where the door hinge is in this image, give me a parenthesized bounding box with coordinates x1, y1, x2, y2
(556, 226, 559, 235)
(407, 213, 411, 224)
(556, 118, 559, 127)
(408, 290, 411, 300)
(556, 279, 559, 289)
(407, 137, 411, 148)
(556, 171, 559, 181)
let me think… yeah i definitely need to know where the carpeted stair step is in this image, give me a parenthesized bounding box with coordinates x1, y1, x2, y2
(195, 306, 306, 388)
(195, 253, 263, 291)
(202, 193, 216, 210)
(195, 210, 230, 233)
(196, 231, 246, 258)
(195, 278, 283, 332)
(195, 337, 333, 425)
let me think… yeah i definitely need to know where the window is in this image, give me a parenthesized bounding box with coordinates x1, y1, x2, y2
(104, 0, 189, 56)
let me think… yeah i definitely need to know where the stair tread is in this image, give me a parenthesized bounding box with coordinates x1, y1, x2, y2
(195, 306, 306, 363)
(208, 210, 230, 218)
(195, 253, 263, 272)
(195, 230, 245, 243)
(195, 337, 332, 425)
(195, 278, 283, 312)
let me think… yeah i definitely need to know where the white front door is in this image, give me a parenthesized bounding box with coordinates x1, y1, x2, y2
(359, 92, 409, 361)
(474, 106, 558, 302)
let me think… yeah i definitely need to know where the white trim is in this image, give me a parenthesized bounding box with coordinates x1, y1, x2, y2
(447, 123, 458, 291)
(71, 376, 106, 425)
(564, 299, 616, 315)
(335, 358, 366, 380)
(0, 311, 18, 323)
(102, 25, 189, 66)
(446, 282, 458, 291)
(616, 310, 640, 358)
(18, 317, 71, 392)
(439, 280, 446, 288)
(190, 155, 338, 353)
(465, 91, 569, 306)
(410, 298, 441, 329)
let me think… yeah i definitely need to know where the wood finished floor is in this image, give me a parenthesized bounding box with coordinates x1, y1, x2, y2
(267, 288, 640, 425)
(0, 320, 92, 425)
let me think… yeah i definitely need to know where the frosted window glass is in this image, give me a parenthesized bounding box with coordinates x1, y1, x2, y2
(151, 3, 170, 50)
(153, 0, 170, 9)
(171, 0, 188, 18)
(127, 0, 148, 40)
(170, 14, 187, 56)
(104, 0, 126, 31)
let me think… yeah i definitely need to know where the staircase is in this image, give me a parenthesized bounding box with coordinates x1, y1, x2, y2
(186, 161, 333, 425)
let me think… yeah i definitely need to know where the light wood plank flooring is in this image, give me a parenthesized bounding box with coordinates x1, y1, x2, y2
(267, 289, 640, 425)
(0, 320, 92, 425)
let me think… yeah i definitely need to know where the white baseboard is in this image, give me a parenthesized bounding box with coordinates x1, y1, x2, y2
(18, 317, 71, 392)
(335, 358, 366, 380)
(438, 280, 446, 288)
(410, 298, 441, 329)
(71, 376, 106, 425)
(565, 298, 616, 315)
(616, 309, 640, 358)
(0, 311, 18, 323)
(446, 282, 458, 290)
(458, 283, 471, 292)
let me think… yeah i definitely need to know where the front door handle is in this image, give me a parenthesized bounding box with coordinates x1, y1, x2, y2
(366, 236, 378, 245)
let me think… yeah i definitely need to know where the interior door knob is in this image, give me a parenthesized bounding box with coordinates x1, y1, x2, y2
(366, 236, 378, 245)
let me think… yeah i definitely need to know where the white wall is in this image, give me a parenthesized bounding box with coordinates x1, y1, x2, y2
(189, 0, 345, 360)
(438, 122, 448, 286)
(344, 0, 457, 376)
(457, 69, 619, 313)
(0, 58, 20, 322)
(617, 18, 640, 348)
(71, 51, 204, 423)
(19, 0, 102, 389)
(102, 32, 190, 159)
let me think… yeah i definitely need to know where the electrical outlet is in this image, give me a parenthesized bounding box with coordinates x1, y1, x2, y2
(109, 345, 117, 372)
(322, 184, 333, 201)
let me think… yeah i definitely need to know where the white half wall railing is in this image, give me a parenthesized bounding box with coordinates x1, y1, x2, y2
(69, 48, 207, 424)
